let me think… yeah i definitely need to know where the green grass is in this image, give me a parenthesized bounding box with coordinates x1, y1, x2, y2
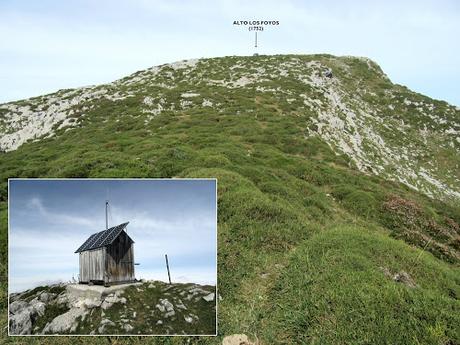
(33, 303, 70, 333)
(1, 54, 459, 344)
(16, 285, 66, 303)
(264, 226, 459, 344)
(71, 282, 216, 336)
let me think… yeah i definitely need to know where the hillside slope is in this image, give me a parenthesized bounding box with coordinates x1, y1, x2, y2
(1, 54, 459, 344)
(1, 55, 459, 200)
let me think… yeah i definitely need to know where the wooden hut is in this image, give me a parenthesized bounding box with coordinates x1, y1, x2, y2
(75, 222, 135, 286)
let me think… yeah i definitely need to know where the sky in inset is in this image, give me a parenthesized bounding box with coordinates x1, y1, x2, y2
(8, 179, 217, 292)
(0, 0, 459, 105)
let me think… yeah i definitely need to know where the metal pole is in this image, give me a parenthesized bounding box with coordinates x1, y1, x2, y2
(105, 200, 109, 230)
(165, 254, 171, 284)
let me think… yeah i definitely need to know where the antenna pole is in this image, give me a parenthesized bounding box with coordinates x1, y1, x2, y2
(105, 200, 109, 230)
(165, 254, 172, 284)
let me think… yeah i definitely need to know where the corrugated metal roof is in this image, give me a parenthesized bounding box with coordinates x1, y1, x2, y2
(75, 222, 132, 253)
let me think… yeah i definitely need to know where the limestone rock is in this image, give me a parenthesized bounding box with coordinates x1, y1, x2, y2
(223, 334, 255, 345)
(203, 293, 215, 302)
(43, 308, 87, 334)
(29, 299, 46, 317)
(123, 323, 134, 332)
(9, 310, 32, 335)
(39, 292, 56, 303)
(9, 300, 28, 314)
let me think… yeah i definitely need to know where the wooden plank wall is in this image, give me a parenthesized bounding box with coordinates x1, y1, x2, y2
(79, 248, 105, 282)
(105, 231, 135, 283)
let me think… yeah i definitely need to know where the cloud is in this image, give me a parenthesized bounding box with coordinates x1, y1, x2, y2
(26, 196, 98, 227)
(9, 274, 69, 294)
(136, 267, 216, 286)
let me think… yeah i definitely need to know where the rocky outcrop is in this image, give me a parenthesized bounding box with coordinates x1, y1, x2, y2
(9, 280, 216, 335)
(9, 308, 33, 335)
(42, 307, 87, 334)
(9, 295, 49, 334)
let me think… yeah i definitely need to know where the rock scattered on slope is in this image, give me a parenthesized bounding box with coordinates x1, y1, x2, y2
(393, 271, 417, 288)
(203, 293, 215, 302)
(380, 267, 417, 288)
(223, 334, 256, 345)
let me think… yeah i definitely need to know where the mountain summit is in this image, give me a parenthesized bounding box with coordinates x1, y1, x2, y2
(1, 55, 458, 201)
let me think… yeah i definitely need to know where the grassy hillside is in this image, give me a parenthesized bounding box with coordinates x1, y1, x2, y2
(1, 54, 459, 344)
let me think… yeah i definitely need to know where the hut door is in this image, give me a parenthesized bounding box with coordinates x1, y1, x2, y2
(88, 248, 105, 282)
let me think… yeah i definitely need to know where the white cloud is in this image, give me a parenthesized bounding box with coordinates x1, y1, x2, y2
(26, 196, 98, 227)
(137, 267, 216, 286)
(10, 274, 69, 294)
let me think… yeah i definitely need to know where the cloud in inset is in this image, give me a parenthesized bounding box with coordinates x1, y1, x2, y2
(9, 180, 216, 293)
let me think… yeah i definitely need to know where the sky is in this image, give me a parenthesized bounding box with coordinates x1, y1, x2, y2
(8, 179, 217, 293)
(0, 0, 459, 106)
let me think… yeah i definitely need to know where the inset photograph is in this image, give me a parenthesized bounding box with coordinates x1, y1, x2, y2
(8, 178, 217, 336)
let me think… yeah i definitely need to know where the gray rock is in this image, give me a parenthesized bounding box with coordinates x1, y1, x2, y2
(101, 300, 112, 310)
(56, 293, 69, 306)
(9, 298, 48, 334)
(101, 294, 125, 309)
(164, 310, 175, 318)
(186, 286, 210, 300)
(39, 292, 56, 303)
(98, 318, 115, 334)
(223, 334, 255, 345)
(203, 293, 215, 302)
(29, 299, 46, 317)
(156, 304, 165, 313)
(393, 271, 417, 288)
(123, 323, 133, 332)
(184, 315, 193, 323)
(9, 309, 32, 335)
(9, 300, 28, 314)
(43, 308, 87, 334)
(155, 298, 174, 313)
(176, 299, 187, 310)
(100, 318, 115, 326)
(156, 320, 163, 325)
(84, 298, 102, 309)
